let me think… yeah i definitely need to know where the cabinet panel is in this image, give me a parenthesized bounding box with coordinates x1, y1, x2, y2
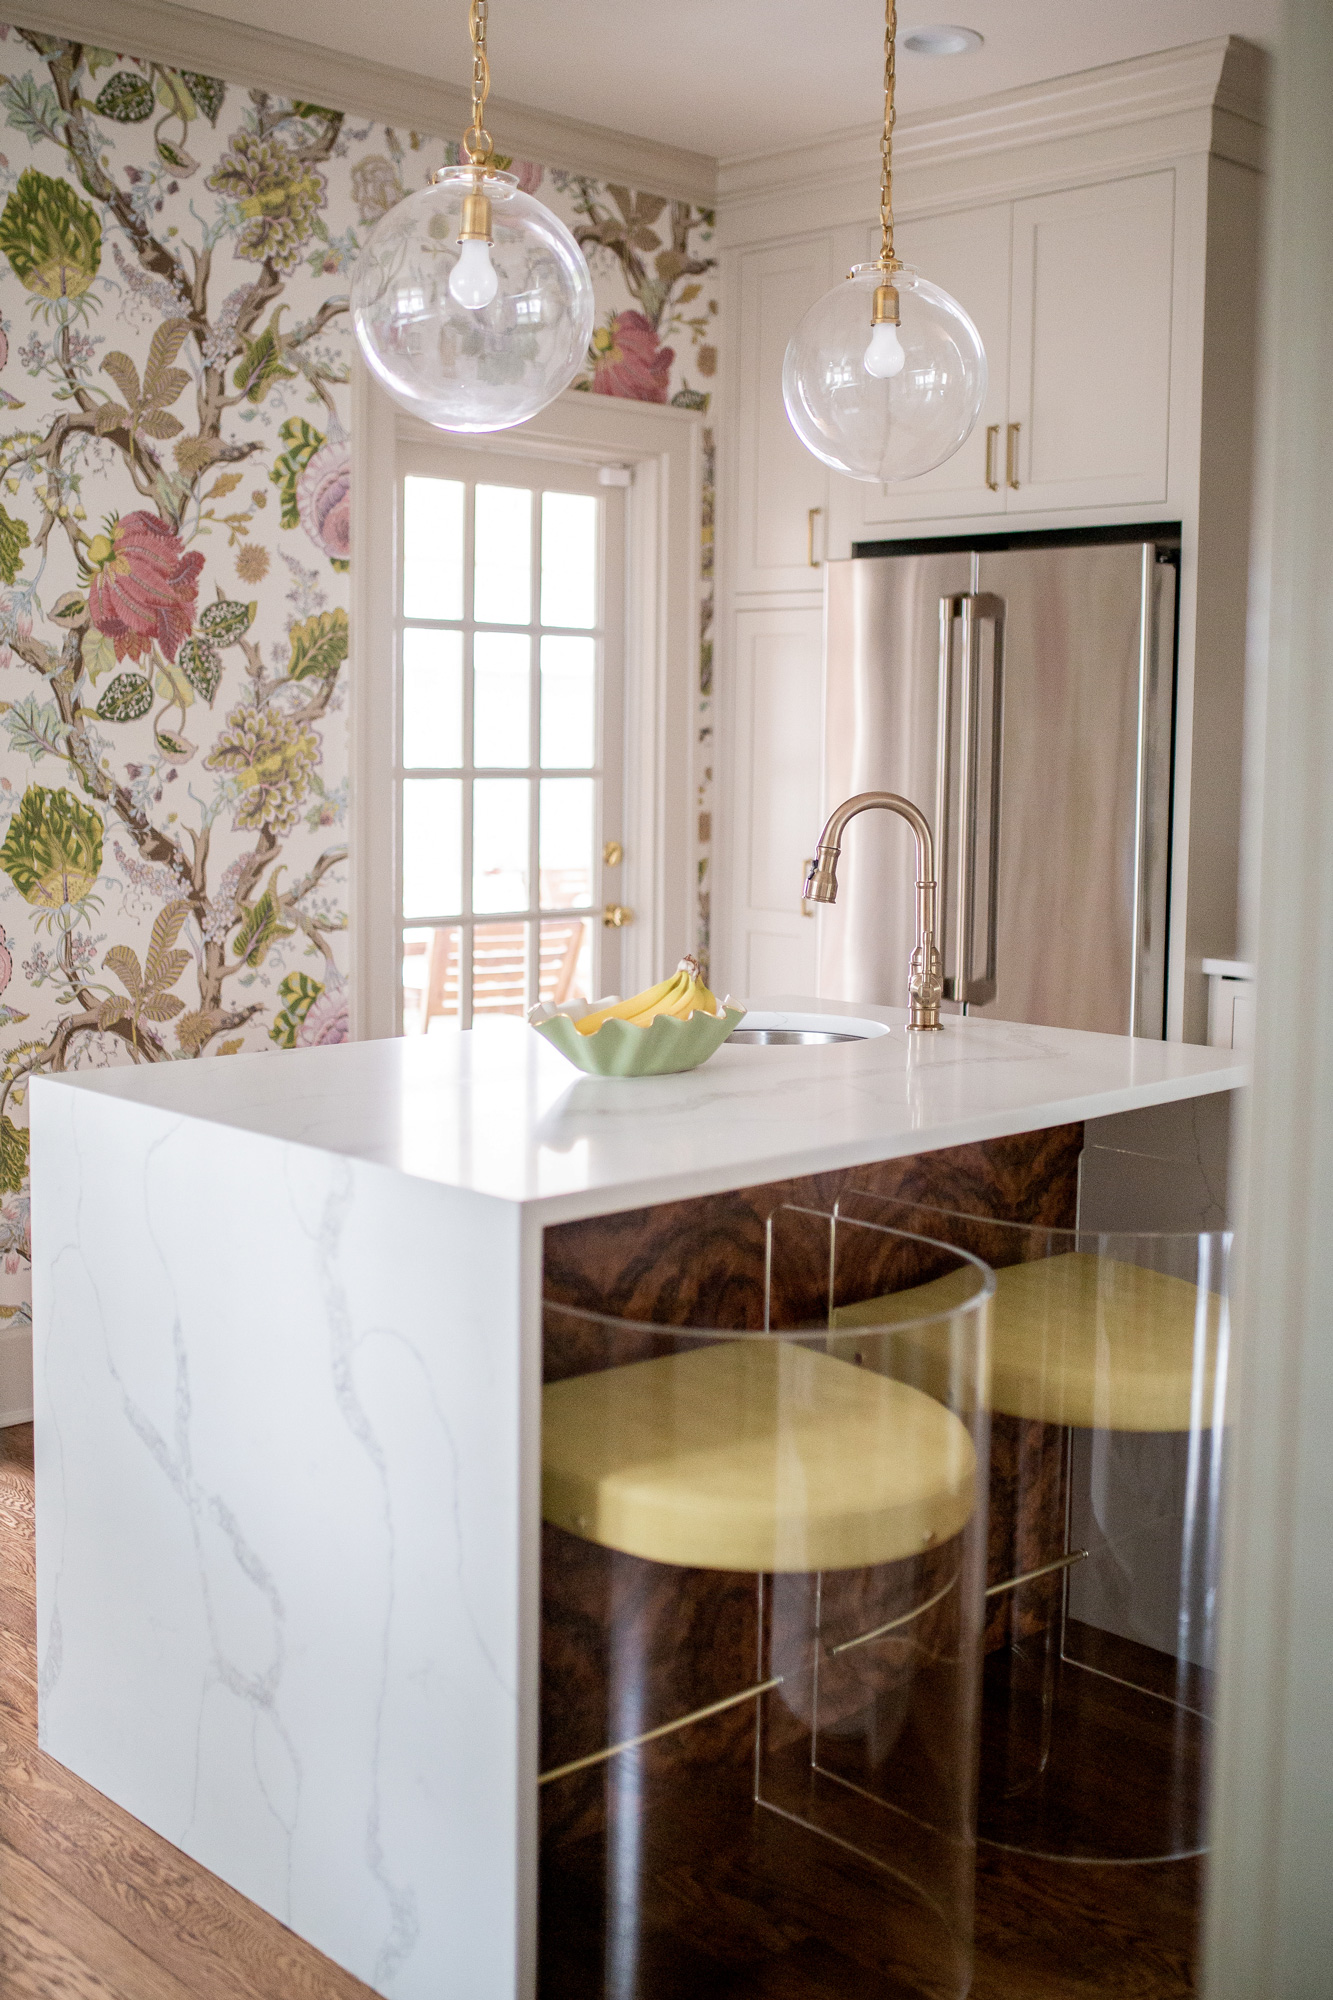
(723, 606, 823, 997)
(1007, 171, 1175, 513)
(839, 203, 1012, 539)
(734, 238, 832, 592)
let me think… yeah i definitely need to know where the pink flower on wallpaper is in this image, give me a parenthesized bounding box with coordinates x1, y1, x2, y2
(514, 160, 545, 196)
(85, 511, 204, 664)
(296, 439, 350, 562)
(590, 312, 675, 403)
(295, 986, 349, 1046)
(0, 925, 11, 995)
(0, 587, 31, 670)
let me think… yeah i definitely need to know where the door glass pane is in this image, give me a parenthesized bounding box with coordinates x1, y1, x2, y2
(541, 492, 597, 629)
(474, 777, 530, 913)
(403, 628, 463, 769)
(472, 921, 529, 1015)
(474, 632, 531, 768)
(540, 636, 596, 769)
(403, 925, 459, 1033)
(540, 776, 594, 909)
(403, 778, 462, 920)
(475, 484, 532, 625)
(540, 916, 592, 1007)
(403, 477, 464, 620)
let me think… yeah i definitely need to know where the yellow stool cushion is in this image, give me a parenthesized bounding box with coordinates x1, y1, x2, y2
(542, 1340, 977, 1573)
(832, 1252, 1225, 1432)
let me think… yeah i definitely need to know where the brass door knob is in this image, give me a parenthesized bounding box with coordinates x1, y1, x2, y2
(602, 840, 624, 867)
(603, 904, 634, 929)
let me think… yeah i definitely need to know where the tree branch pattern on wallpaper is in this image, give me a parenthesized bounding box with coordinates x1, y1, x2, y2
(0, 26, 717, 1329)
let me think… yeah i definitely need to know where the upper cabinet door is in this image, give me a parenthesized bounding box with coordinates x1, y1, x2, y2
(839, 202, 1013, 538)
(1006, 171, 1176, 514)
(734, 237, 832, 593)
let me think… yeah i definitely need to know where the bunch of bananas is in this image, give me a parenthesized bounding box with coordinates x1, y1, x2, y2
(575, 956, 721, 1036)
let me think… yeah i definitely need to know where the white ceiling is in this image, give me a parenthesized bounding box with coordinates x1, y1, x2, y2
(180, 0, 1278, 159)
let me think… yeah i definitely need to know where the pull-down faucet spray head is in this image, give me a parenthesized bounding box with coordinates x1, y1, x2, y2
(804, 792, 944, 1030)
(802, 851, 840, 904)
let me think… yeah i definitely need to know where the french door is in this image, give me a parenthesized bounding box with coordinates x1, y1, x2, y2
(395, 442, 627, 1032)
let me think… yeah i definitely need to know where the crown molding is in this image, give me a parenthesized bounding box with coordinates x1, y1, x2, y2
(717, 36, 1268, 210)
(0, 0, 720, 204)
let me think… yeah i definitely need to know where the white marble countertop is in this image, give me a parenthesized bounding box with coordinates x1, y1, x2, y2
(42, 996, 1247, 1224)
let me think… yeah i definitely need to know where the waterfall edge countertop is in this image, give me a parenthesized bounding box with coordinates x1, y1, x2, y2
(33, 994, 1248, 1226)
(27, 999, 1246, 2000)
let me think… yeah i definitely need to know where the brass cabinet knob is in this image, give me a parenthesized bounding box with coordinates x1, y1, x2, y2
(602, 840, 624, 867)
(603, 904, 634, 929)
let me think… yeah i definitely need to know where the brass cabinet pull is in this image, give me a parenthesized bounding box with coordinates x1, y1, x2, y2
(603, 904, 634, 929)
(1006, 421, 1021, 490)
(602, 840, 623, 867)
(984, 424, 1000, 492)
(807, 506, 822, 567)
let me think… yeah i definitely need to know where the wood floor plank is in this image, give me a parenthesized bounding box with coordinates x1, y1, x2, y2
(0, 1836, 198, 2000)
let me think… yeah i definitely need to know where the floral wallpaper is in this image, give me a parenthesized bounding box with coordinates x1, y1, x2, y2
(0, 20, 718, 1359)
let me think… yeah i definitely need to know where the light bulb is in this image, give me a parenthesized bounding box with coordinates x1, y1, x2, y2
(864, 319, 906, 378)
(448, 236, 499, 310)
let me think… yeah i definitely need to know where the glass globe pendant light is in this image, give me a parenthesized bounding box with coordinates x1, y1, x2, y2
(351, 0, 595, 433)
(783, 0, 987, 482)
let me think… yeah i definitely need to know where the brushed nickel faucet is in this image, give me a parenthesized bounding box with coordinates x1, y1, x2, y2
(803, 793, 945, 1031)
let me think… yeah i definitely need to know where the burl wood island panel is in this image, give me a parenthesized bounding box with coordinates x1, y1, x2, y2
(537, 1126, 1081, 1998)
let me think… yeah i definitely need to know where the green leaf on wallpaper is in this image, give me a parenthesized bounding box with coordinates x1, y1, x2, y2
(94, 71, 155, 123)
(233, 309, 296, 405)
(0, 1114, 28, 1196)
(179, 71, 226, 126)
(233, 875, 293, 967)
(3, 695, 67, 763)
(1, 74, 62, 148)
(80, 628, 118, 683)
(96, 672, 153, 723)
(152, 657, 194, 711)
(83, 48, 118, 78)
(0, 505, 30, 587)
(0, 785, 103, 909)
(287, 607, 348, 682)
(198, 598, 255, 644)
(269, 416, 324, 528)
(178, 636, 221, 703)
(0, 170, 102, 300)
(269, 969, 323, 1048)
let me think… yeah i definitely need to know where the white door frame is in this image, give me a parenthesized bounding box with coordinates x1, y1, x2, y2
(350, 358, 704, 1040)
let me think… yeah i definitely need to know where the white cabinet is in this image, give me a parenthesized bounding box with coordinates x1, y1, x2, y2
(722, 606, 823, 997)
(829, 170, 1178, 543)
(1007, 172, 1175, 513)
(734, 237, 832, 592)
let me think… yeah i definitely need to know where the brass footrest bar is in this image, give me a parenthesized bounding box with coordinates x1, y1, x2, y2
(985, 1549, 1090, 1600)
(537, 1676, 784, 1787)
(828, 1571, 961, 1658)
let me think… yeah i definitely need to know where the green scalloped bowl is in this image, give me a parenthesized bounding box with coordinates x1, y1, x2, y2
(532, 1002, 747, 1076)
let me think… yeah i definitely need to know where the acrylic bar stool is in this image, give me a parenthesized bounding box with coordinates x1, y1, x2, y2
(835, 1191, 1231, 1864)
(539, 1205, 993, 2000)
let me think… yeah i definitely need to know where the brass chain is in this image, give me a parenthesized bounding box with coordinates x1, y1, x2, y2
(879, 0, 898, 271)
(464, 0, 493, 165)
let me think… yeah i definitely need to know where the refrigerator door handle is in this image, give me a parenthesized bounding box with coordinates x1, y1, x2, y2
(939, 592, 1004, 1005)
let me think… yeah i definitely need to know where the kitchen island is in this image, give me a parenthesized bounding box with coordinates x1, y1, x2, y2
(29, 1001, 1245, 2000)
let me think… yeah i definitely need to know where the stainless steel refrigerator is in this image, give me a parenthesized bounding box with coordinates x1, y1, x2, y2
(818, 534, 1178, 1036)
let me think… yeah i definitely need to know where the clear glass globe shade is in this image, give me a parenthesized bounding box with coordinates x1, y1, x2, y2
(351, 167, 596, 434)
(783, 264, 987, 482)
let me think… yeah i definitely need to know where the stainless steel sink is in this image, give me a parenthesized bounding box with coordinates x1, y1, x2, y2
(724, 1010, 890, 1046)
(727, 1027, 865, 1045)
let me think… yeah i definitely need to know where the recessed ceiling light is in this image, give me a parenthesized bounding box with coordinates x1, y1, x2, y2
(903, 25, 985, 57)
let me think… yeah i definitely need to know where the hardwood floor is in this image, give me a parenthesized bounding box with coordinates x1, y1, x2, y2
(1, 1422, 1200, 1997)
